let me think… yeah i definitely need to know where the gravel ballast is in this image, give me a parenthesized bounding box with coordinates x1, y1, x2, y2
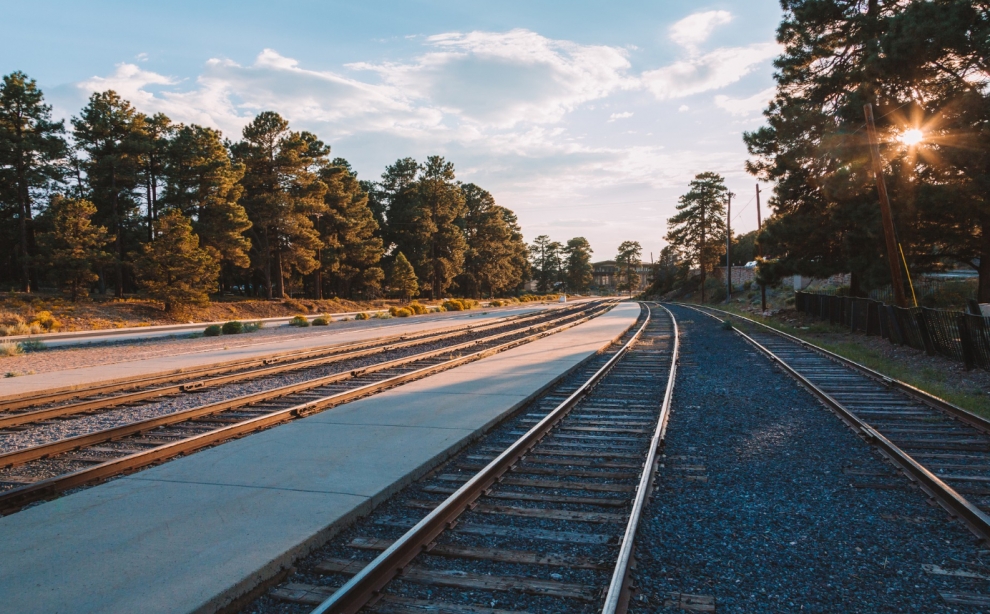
(630, 304, 987, 613)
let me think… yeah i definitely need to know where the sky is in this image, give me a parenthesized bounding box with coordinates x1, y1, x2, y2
(3, 0, 784, 263)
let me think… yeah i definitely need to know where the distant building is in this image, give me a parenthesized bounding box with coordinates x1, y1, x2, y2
(591, 260, 652, 294)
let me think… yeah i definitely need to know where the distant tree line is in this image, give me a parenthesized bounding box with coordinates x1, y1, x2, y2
(0, 73, 533, 308)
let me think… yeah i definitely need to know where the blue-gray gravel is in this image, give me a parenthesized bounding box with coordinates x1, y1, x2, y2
(631, 304, 986, 613)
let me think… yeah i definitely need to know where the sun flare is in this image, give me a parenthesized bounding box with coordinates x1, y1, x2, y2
(898, 128, 924, 146)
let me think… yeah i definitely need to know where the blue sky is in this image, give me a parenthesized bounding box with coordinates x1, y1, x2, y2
(4, 0, 784, 262)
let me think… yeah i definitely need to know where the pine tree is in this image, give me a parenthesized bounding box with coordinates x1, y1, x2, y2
(458, 184, 524, 298)
(0, 71, 67, 292)
(385, 156, 467, 299)
(529, 235, 563, 293)
(563, 237, 593, 293)
(162, 124, 251, 279)
(317, 158, 384, 299)
(232, 112, 327, 298)
(135, 113, 173, 241)
(390, 251, 419, 301)
(72, 90, 143, 297)
(39, 196, 109, 301)
(136, 210, 219, 311)
(615, 241, 642, 295)
(665, 172, 728, 303)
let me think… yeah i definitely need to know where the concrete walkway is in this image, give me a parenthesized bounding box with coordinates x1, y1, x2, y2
(0, 302, 641, 614)
(0, 303, 556, 400)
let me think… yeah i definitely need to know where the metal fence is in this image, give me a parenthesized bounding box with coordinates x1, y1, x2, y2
(795, 291, 990, 371)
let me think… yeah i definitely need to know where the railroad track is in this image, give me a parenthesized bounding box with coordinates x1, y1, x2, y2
(0, 305, 586, 419)
(0, 301, 614, 514)
(684, 303, 990, 542)
(251, 302, 678, 614)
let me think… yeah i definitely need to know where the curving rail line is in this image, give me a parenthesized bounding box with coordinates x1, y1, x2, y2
(683, 303, 990, 542)
(260, 302, 679, 614)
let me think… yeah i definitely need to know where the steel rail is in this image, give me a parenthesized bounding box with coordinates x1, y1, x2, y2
(0, 304, 608, 469)
(601, 302, 679, 614)
(311, 304, 654, 614)
(0, 306, 612, 514)
(0, 308, 566, 412)
(681, 304, 990, 435)
(0, 305, 599, 428)
(680, 303, 990, 542)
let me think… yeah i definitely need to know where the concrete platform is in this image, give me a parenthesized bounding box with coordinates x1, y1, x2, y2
(0, 303, 560, 400)
(0, 302, 641, 614)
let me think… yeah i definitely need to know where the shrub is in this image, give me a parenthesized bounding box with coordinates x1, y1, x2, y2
(0, 341, 23, 357)
(394, 308, 412, 317)
(375, 312, 392, 319)
(355, 312, 370, 320)
(388, 306, 400, 316)
(243, 321, 263, 333)
(721, 320, 733, 330)
(408, 302, 428, 315)
(204, 324, 223, 337)
(31, 311, 61, 332)
(20, 339, 46, 352)
(443, 299, 464, 311)
(28, 323, 42, 334)
(742, 280, 753, 291)
(222, 321, 244, 335)
(289, 315, 310, 327)
(312, 316, 330, 326)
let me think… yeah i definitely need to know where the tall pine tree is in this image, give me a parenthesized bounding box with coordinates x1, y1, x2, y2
(0, 72, 67, 292)
(666, 172, 728, 303)
(233, 112, 327, 298)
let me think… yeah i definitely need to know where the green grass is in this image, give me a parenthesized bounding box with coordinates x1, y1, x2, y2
(697, 302, 990, 419)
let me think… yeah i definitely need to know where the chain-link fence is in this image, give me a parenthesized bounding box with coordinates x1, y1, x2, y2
(795, 291, 990, 371)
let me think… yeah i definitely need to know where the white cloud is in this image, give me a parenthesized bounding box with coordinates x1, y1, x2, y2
(608, 111, 633, 122)
(351, 29, 635, 128)
(136, 52, 149, 62)
(642, 42, 779, 100)
(669, 10, 732, 50)
(714, 86, 776, 116)
(678, 104, 689, 112)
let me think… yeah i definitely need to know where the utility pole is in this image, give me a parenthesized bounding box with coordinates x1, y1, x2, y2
(864, 103, 908, 307)
(756, 184, 767, 312)
(725, 192, 732, 303)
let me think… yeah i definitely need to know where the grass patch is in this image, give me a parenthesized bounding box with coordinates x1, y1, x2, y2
(312, 316, 330, 326)
(289, 315, 310, 327)
(0, 340, 23, 357)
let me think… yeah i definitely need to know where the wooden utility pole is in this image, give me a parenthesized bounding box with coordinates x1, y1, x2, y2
(756, 184, 767, 312)
(864, 103, 908, 307)
(725, 192, 732, 303)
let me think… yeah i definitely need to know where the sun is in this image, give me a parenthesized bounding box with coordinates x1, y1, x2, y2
(898, 129, 924, 146)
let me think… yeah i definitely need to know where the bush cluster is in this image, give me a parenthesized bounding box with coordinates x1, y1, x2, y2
(289, 315, 310, 327)
(408, 302, 428, 315)
(355, 312, 370, 320)
(312, 316, 331, 326)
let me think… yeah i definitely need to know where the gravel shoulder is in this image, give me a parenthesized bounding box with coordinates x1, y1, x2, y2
(631, 304, 987, 613)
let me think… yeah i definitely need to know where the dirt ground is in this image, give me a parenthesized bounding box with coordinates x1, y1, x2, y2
(0, 292, 403, 334)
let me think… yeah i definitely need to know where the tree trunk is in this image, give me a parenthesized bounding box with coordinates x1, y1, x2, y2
(262, 228, 273, 299)
(979, 211, 990, 303)
(15, 122, 30, 293)
(112, 164, 124, 298)
(274, 247, 285, 299)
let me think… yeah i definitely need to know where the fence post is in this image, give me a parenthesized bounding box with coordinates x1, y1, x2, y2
(915, 310, 936, 356)
(867, 301, 881, 336)
(958, 315, 976, 371)
(887, 306, 905, 345)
